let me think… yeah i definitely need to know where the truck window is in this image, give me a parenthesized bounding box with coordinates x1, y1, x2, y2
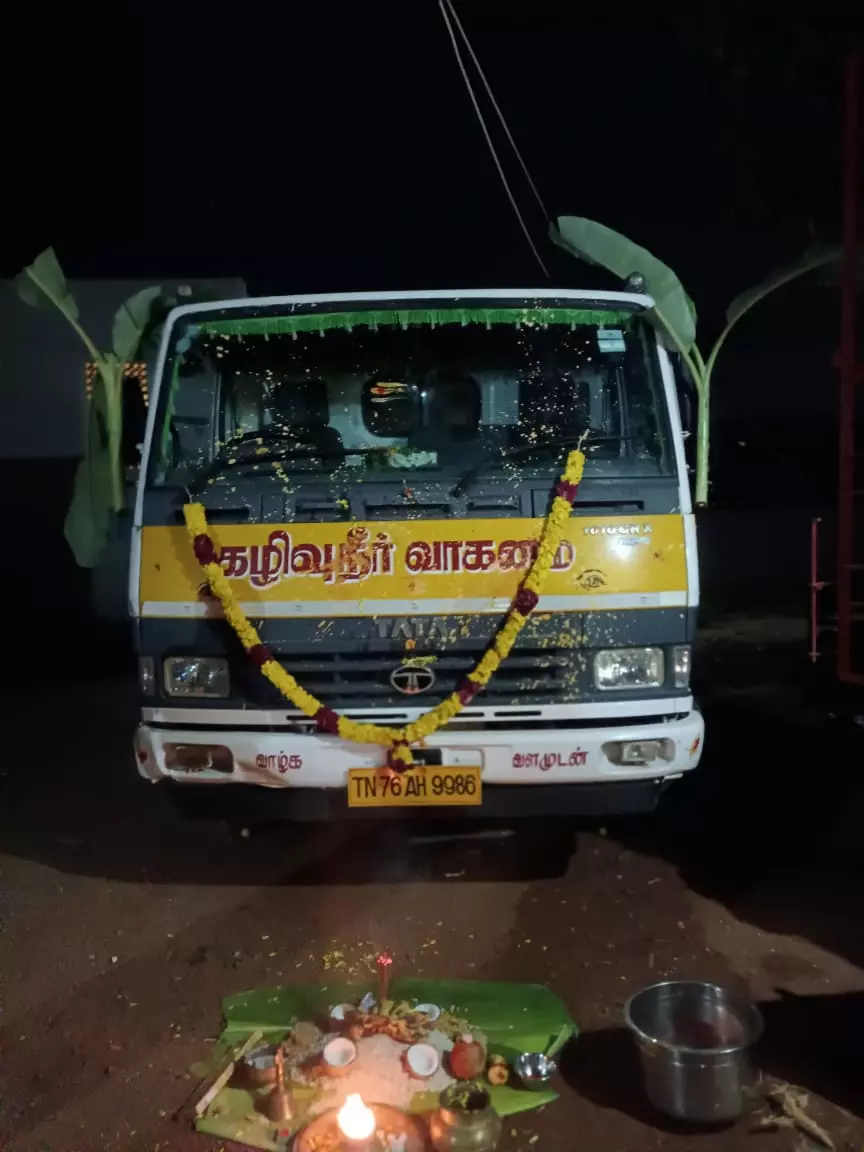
(148, 311, 672, 487)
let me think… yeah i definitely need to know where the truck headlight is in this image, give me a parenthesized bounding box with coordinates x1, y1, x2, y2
(672, 645, 691, 689)
(594, 647, 664, 690)
(164, 657, 230, 698)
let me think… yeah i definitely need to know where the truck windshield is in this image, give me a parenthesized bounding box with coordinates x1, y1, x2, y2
(148, 305, 672, 489)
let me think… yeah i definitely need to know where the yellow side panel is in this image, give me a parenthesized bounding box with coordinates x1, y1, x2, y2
(139, 516, 688, 616)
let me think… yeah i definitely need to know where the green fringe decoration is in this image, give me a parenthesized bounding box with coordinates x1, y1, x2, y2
(192, 306, 635, 339)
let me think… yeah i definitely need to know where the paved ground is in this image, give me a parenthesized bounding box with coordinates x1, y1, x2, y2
(2, 625, 863, 1152)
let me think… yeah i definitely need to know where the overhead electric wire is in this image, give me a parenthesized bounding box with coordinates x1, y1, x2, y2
(441, 0, 550, 225)
(438, 0, 551, 279)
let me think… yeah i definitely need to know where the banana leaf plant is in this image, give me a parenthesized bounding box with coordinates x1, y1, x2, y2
(15, 248, 161, 566)
(552, 217, 839, 505)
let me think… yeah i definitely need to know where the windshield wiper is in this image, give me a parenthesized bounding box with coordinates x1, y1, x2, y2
(213, 426, 318, 459)
(188, 441, 319, 493)
(189, 442, 391, 492)
(451, 433, 641, 497)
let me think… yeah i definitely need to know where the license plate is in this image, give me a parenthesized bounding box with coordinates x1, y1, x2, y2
(347, 766, 482, 808)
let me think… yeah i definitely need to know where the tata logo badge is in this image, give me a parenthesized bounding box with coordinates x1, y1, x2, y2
(390, 663, 437, 695)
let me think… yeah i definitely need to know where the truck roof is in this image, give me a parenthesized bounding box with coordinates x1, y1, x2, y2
(165, 287, 654, 324)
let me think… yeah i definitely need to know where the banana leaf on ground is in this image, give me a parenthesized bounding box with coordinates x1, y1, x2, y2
(195, 978, 577, 1148)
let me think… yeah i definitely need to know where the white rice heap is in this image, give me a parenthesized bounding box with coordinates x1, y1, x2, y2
(306, 1029, 455, 1115)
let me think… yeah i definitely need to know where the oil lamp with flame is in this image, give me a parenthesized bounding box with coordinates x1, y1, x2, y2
(337, 1093, 379, 1150)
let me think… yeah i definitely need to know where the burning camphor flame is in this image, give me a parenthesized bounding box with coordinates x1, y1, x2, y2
(337, 1093, 376, 1141)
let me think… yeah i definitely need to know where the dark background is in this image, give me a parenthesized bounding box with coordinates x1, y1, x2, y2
(7, 3, 857, 302)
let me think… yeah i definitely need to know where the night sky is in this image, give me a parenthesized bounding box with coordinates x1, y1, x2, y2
(9, 1, 857, 317)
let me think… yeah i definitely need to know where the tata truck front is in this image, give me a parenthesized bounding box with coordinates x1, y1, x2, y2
(131, 290, 702, 819)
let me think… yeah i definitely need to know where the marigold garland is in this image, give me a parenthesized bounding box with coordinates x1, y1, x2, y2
(184, 449, 585, 771)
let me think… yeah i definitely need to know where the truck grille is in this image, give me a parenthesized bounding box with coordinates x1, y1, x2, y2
(242, 647, 580, 709)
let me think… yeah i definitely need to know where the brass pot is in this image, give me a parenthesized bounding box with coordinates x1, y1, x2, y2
(428, 1082, 502, 1151)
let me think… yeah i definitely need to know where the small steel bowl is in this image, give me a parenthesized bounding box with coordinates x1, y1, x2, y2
(513, 1051, 557, 1091)
(238, 1042, 281, 1087)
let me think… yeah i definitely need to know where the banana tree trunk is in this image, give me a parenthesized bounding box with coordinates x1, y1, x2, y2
(106, 407, 124, 513)
(695, 377, 711, 506)
(97, 359, 126, 513)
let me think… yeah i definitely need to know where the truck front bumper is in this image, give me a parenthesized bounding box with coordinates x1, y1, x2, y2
(134, 708, 704, 819)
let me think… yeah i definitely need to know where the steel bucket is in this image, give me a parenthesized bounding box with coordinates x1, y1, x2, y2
(624, 980, 763, 1123)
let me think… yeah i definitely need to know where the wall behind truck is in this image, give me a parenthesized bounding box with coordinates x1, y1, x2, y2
(0, 278, 246, 679)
